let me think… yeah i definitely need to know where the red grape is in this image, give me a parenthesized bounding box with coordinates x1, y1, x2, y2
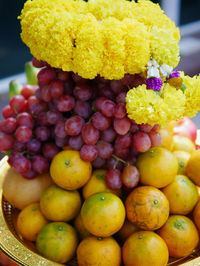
(15, 126, 32, 143)
(65, 116, 84, 136)
(96, 140, 113, 159)
(113, 117, 131, 135)
(149, 131, 162, 147)
(82, 123, 99, 145)
(0, 118, 17, 134)
(114, 146, 129, 159)
(74, 85, 92, 101)
(130, 123, 139, 133)
(68, 135, 84, 150)
(21, 85, 38, 99)
(56, 95, 75, 112)
(131, 74, 146, 88)
(132, 131, 151, 152)
(92, 156, 106, 168)
(105, 169, 122, 190)
(17, 112, 34, 128)
(94, 97, 107, 111)
(13, 140, 26, 152)
(55, 136, 68, 148)
(41, 85, 52, 102)
(101, 99, 115, 117)
(37, 67, 56, 84)
(57, 70, 69, 82)
(23, 168, 37, 179)
(37, 112, 50, 126)
(46, 110, 63, 125)
(54, 120, 67, 138)
(49, 80, 64, 98)
(64, 79, 74, 95)
(32, 57, 46, 68)
(121, 165, 140, 188)
(2, 105, 15, 118)
(42, 142, 60, 160)
(151, 124, 160, 131)
(121, 74, 136, 86)
(114, 103, 126, 119)
(13, 156, 31, 174)
(72, 73, 87, 84)
(35, 88, 43, 100)
(74, 101, 91, 119)
(27, 96, 39, 108)
(27, 139, 41, 153)
(115, 133, 132, 149)
(99, 87, 115, 100)
(29, 101, 48, 115)
(110, 80, 124, 94)
(92, 112, 111, 131)
(35, 126, 50, 141)
(106, 157, 124, 171)
(80, 144, 98, 162)
(116, 92, 126, 103)
(100, 127, 116, 143)
(139, 123, 153, 133)
(10, 95, 26, 113)
(32, 155, 49, 174)
(0, 135, 14, 151)
(8, 151, 23, 166)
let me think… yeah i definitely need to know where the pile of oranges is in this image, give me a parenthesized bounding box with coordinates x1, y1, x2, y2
(2, 124, 200, 266)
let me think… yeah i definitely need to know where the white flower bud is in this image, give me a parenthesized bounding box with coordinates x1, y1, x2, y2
(147, 67, 160, 78)
(160, 64, 173, 77)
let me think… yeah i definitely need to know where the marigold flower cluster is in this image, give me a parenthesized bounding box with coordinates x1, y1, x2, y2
(19, 0, 180, 80)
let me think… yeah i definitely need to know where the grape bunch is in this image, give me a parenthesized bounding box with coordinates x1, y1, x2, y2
(0, 58, 161, 188)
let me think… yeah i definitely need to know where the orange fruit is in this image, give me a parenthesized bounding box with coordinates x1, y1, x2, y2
(74, 213, 91, 240)
(77, 236, 121, 266)
(193, 201, 200, 230)
(173, 135, 196, 154)
(36, 222, 78, 263)
(159, 128, 174, 151)
(81, 192, 125, 237)
(125, 186, 169, 230)
(122, 231, 169, 266)
(50, 150, 92, 190)
(196, 186, 200, 199)
(186, 150, 200, 185)
(162, 175, 198, 215)
(82, 169, 121, 199)
(17, 203, 48, 242)
(2, 167, 53, 210)
(173, 150, 191, 175)
(136, 147, 178, 188)
(117, 219, 139, 243)
(158, 215, 199, 258)
(40, 184, 81, 221)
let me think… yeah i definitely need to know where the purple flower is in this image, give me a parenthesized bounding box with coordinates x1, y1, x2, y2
(146, 77, 163, 91)
(169, 70, 180, 79)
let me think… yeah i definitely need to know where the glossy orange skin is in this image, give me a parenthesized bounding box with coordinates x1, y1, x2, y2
(186, 150, 200, 186)
(173, 150, 191, 175)
(162, 175, 198, 215)
(117, 219, 139, 243)
(74, 213, 91, 240)
(122, 231, 169, 266)
(158, 215, 199, 258)
(77, 236, 121, 266)
(81, 192, 125, 237)
(125, 186, 169, 230)
(136, 147, 178, 188)
(193, 201, 200, 230)
(159, 128, 174, 151)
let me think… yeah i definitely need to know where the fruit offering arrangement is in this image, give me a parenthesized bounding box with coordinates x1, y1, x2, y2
(1, 0, 200, 265)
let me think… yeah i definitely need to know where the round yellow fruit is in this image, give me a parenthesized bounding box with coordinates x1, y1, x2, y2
(159, 128, 174, 151)
(40, 184, 82, 221)
(50, 150, 92, 190)
(74, 213, 91, 240)
(82, 169, 121, 199)
(36, 222, 78, 264)
(117, 219, 139, 243)
(81, 192, 125, 237)
(136, 147, 178, 188)
(173, 135, 195, 154)
(173, 150, 191, 175)
(77, 236, 121, 266)
(17, 203, 48, 241)
(186, 150, 200, 186)
(3, 166, 53, 210)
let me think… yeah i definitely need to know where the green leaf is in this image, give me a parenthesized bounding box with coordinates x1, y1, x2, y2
(181, 83, 187, 93)
(25, 61, 40, 85)
(9, 80, 22, 99)
(5, 150, 12, 156)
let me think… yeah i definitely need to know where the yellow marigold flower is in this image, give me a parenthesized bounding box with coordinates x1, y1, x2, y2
(181, 73, 200, 117)
(150, 26, 180, 68)
(100, 18, 125, 80)
(126, 84, 186, 127)
(122, 18, 150, 74)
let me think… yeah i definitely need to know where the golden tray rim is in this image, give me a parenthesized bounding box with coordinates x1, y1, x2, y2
(1, 156, 200, 266)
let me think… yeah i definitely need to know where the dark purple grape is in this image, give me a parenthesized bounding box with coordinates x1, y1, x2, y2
(68, 135, 84, 150)
(54, 120, 67, 138)
(55, 136, 68, 148)
(13, 156, 31, 174)
(13, 140, 26, 152)
(15, 126, 32, 143)
(42, 142, 60, 160)
(92, 112, 111, 131)
(65, 116, 84, 136)
(100, 128, 116, 143)
(92, 156, 106, 168)
(96, 140, 113, 159)
(32, 155, 49, 174)
(80, 144, 98, 162)
(27, 139, 41, 153)
(46, 110, 63, 125)
(105, 169, 122, 190)
(35, 126, 51, 141)
(74, 101, 91, 119)
(82, 123, 99, 145)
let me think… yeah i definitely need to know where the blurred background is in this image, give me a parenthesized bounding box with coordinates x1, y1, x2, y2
(0, 0, 200, 123)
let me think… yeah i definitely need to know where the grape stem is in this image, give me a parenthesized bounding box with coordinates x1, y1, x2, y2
(112, 154, 129, 166)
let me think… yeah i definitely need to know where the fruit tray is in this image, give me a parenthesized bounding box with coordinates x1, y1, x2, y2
(0, 157, 200, 266)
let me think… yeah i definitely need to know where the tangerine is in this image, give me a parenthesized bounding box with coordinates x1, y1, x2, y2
(173, 135, 195, 154)
(173, 150, 191, 175)
(117, 219, 139, 243)
(125, 186, 169, 230)
(50, 150, 92, 190)
(193, 201, 200, 230)
(136, 147, 178, 188)
(74, 213, 91, 240)
(81, 192, 125, 237)
(158, 215, 199, 258)
(186, 150, 200, 186)
(158, 128, 174, 151)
